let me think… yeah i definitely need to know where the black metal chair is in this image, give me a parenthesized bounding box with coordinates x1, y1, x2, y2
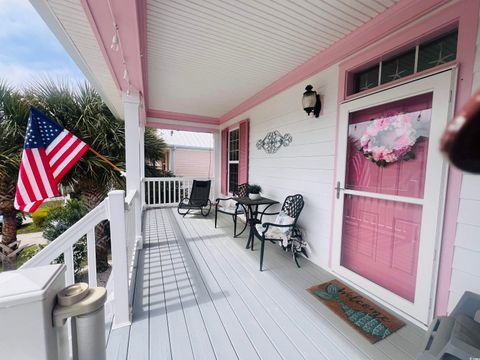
(214, 183, 248, 237)
(177, 180, 212, 217)
(253, 194, 304, 271)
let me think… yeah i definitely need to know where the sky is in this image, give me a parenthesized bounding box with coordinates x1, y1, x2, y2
(0, 0, 85, 90)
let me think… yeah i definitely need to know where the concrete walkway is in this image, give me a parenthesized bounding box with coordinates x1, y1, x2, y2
(17, 232, 48, 247)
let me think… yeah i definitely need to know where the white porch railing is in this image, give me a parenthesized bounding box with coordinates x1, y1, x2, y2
(143, 177, 215, 208)
(21, 189, 140, 329)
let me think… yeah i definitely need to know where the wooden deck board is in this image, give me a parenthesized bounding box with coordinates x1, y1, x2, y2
(174, 210, 302, 360)
(126, 231, 148, 360)
(184, 211, 376, 360)
(170, 211, 263, 360)
(158, 209, 217, 360)
(178, 211, 345, 360)
(107, 208, 426, 360)
(106, 325, 130, 360)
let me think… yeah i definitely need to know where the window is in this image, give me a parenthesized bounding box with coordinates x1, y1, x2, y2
(351, 30, 458, 95)
(380, 49, 416, 85)
(354, 65, 379, 93)
(417, 31, 458, 72)
(228, 129, 239, 193)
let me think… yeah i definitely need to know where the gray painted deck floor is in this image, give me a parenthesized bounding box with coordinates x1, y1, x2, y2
(107, 208, 426, 360)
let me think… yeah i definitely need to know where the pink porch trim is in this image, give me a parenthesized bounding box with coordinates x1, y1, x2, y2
(137, 0, 148, 111)
(146, 110, 220, 125)
(219, 0, 450, 123)
(79, 0, 121, 91)
(79, 0, 146, 100)
(333, 0, 479, 316)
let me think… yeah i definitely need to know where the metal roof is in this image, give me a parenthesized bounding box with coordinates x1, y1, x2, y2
(157, 130, 213, 149)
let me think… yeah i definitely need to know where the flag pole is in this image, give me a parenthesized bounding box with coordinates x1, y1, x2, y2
(88, 147, 125, 175)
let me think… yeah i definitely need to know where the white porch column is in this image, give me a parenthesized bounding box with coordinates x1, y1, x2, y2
(122, 91, 143, 245)
(139, 125, 145, 211)
(108, 190, 131, 328)
(213, 132, 220, 200)
(169, 146, 176, 172)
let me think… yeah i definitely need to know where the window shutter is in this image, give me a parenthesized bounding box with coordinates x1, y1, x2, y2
(221, 128, 228, 194)
(238, 119, 249, 185)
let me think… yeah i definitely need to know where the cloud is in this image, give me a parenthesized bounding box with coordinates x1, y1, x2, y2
(0, 0, 50, 40)
(0, 62, 85, 89)
(0, 0, 85, 90)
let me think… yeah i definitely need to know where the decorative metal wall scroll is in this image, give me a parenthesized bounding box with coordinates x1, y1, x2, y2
(256, 130, 292, 154)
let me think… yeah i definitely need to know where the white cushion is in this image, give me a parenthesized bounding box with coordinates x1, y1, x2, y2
(274, 211, 295, 234)
(255, 224, 286, 240)
(255, 211, 295, 245)
(219, 199, 238, 213)
(224, 199, 237, 211)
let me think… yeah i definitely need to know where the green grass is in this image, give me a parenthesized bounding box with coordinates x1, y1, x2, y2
(16, 222, 43, 234)
(38, 200, 64, 210)
(16, 200, 64, 234)
(0, 244, 45, 272)
(16, 244, 44, 267)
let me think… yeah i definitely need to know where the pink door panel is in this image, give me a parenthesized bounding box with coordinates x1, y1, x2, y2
(341, 196, 422, 301)
(341, 93, 432, 302)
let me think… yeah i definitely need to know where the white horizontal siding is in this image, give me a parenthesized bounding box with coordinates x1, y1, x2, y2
(222, 65, 339, 268)
(218, 7, 480, 314)
(447, 17, 480, 312)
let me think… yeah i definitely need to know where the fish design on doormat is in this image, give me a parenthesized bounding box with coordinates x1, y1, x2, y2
(315, 283, 392, 340)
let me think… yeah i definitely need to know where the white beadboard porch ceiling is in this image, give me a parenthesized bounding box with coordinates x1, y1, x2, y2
(146, 0, 400, 117)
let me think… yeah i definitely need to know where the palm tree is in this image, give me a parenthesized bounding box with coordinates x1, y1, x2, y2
(0, 83, 30, 270)
(144, 127, 168, 176)
(30, 81, 166, 271)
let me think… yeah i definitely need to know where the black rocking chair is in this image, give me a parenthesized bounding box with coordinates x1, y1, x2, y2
(253, 194, 304, 271)
(177, 180, 212, 217)
(214, 183, 248, 237)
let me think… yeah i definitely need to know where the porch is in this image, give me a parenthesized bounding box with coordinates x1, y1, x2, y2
(106, 207, 425, 360)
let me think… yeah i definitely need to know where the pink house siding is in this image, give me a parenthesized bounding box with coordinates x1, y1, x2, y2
(172, 149, 213, 178)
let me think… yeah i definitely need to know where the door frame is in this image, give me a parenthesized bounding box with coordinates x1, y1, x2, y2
(332, 68, 457, 326)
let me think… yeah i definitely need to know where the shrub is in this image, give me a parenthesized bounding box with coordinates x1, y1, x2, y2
(31, 208, 50, 228)
(248, 184, 262, 194)
(43, 199, 88, 273)
(17, 244, 44, 267)
(31, 200, 64, 228)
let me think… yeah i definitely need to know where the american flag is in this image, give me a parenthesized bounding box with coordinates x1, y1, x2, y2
(14, 107, 89, 212)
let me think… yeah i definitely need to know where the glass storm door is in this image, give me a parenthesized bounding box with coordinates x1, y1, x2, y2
(332, 69, 456, 325)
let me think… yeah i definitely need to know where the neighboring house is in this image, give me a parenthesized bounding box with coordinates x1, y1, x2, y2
(9, 1, 480, 359)
(157, 130, 214, 178)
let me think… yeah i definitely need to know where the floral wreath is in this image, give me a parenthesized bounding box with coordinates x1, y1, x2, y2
(358, 114, 418, 167)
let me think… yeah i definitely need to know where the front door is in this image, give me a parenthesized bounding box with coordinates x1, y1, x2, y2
(332, 69, 456, 325)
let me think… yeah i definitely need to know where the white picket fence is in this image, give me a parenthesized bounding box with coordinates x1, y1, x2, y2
(143, 177, 215, 208)
(21, 189, 140, 328)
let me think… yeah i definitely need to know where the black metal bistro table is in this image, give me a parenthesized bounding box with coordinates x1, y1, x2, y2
(235, 196, 279, 251)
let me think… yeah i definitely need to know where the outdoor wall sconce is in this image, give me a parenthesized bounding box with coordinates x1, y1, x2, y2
(302, 85, 321, 118)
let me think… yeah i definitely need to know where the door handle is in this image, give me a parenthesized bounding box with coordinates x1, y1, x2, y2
(335, 181, 344, 199)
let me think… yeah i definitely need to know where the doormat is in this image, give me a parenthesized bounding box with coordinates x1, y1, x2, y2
(307, 279, 405, 343)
